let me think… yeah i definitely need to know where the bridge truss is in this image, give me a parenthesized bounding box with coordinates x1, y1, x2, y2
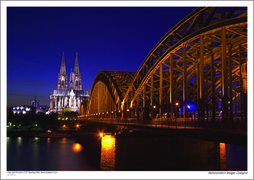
(82, 7, 247, 123)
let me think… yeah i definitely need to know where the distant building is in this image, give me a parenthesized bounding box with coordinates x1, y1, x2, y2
(31, 96, 39, 108)
(50, 52, 89, 113)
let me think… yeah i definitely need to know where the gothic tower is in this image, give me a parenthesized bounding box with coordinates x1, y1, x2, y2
(57, 52, 68, 90)
(69, 52, 82, 90)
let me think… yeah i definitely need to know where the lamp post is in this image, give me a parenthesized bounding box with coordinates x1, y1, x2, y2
(175, 103, 179, 128)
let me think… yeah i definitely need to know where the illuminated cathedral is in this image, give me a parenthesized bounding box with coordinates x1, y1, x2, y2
(50, 52, 89, 113)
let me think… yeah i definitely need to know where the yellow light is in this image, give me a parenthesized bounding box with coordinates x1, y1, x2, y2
(127, 109, 129, 112)
(101, 135, 115, 151)
(176, 102, 179, 106)
(100, 135, 116, 170)
(106, 112, 108, 114)
(111, 111, 113, 113)
(72, 143, 83, 153)
(220, 143, 226, 170)
(118, 110, 121, 113)
(153, 105, 156, 109)
(100, 133, 104, 137)
(76, 124, 79, 127)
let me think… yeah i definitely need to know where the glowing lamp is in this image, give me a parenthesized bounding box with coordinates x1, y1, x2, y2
(100, 133, 104, 137)
(72, 143, 82, 153)
(176, 103, 179, 106)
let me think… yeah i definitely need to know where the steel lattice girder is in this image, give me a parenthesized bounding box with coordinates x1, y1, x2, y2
(87, 70, 135, 114)
(85, 7, 247, 120)
(123, 7, 247, 108)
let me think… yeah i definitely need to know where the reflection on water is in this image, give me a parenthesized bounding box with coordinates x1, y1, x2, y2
(62, 138, 67, 143)
(100, 134, 247, 171)
(220, 143, 227, 170)
(7, 137, 92, 171)
(17, 137, 22, 146)
(7, 134, 247, 171)
(100, 135, 115, 170)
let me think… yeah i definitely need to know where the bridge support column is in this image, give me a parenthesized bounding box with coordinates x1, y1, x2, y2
(170, 53, 174, 120)
(229, 45, 233, 122)
(183, 44, 188, 118)
(150, 74, 154, 119)
(159, 63, 163, 118)
(211, 45, 216, 122)
(221, 27, 228, 123)
(137, 96, 140, 121)
(239, 45, 243, 122)
(143, 84, 147, 121)
(199, 35, 204, 122)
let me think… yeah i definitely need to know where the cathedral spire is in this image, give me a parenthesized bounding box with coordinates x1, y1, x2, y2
(57, 51, 68, 90)
(60, 51, 66, 74)
(74, 52, 80, 74)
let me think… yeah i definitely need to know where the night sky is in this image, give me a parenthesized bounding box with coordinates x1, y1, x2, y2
(6, 5, 198, 107)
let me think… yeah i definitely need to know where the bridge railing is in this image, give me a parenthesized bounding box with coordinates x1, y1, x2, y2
(79, 117, 247, 135)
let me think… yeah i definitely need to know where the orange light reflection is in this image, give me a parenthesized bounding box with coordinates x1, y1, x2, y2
(100, 135, 115, 170)
(72, 143, 83, 153)
(62, 138, 67, 143)
(220, 143, 227, 170)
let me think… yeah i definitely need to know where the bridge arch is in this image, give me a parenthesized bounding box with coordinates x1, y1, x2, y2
(122, 7, 247, 122)
(85, 7, 247, 123)
(85, 70, 135, 118)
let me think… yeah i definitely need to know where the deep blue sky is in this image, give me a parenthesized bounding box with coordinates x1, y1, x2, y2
(7, 6, 197, 107)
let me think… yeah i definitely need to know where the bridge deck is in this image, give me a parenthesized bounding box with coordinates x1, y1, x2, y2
(79, 118, 247, 146)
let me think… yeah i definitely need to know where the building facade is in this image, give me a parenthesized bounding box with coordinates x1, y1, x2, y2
(50, 52, 89, 113)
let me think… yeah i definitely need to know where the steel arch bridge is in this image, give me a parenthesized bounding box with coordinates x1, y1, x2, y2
(81, 7, 247, 123)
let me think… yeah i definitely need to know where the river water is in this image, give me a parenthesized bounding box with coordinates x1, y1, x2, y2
(7, 132, 247, 171)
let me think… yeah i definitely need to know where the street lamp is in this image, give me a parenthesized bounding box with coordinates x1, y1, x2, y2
(175, 103, 179, 118)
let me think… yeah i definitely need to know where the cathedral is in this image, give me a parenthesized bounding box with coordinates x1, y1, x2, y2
(50, 52, 89, 113)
